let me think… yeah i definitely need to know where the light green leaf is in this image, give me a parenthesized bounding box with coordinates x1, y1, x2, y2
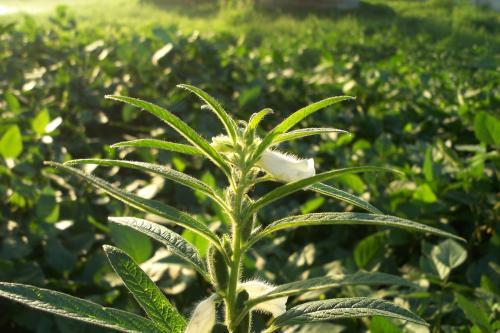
(110, 223, 153, 263)
(45, 162, 219, 245)
(32, 108, 50, 135)
(248, 212, 464, 248)
(64, 159, 225, 208)
(249, 166, 400, 216)
(111, 139, 202, 155)
(412, 184, 437, 203)
(0, 125, 23, 159)
(370, 316, 403, 333)
(248, 108, 273, 131)
(108, 217, 210, 281)
(474, 112, 500, 146)
(105, 95, 230, 175)
(273, 128, 349, 145)
(454, 293, 493, 333)
(103, 245, 186, 333)
(177, 84, 237, 143)
(272, 297, 427, 327)
(0, 282, 159, 333)
(309, 183, 382, 214)
(430, 239, 467, 280)
(248, 272, 416, 305)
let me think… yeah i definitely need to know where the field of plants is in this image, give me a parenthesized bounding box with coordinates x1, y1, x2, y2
(0, 1, 498, 332)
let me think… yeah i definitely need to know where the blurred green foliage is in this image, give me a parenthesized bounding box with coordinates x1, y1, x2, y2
(0, 1, 498, 332)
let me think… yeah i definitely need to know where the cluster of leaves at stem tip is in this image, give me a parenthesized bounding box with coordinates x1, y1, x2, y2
(0, 84, 465, 333)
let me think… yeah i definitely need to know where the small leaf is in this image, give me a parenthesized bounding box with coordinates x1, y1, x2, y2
(111, 139, 202, 155)
(45, 162, 219, 245)
(273, 128, 349, 145)
(32, 108, 50, 135)
(110, 223, 153, 263)
(248, 108, 273, 131)
(429, 239, 467, 280)
(0, 282, 159, 332)
(354, 232, 386, 270)
(310, 183, 382, 214)
(109, 217, 210, 281)
(103, 245, 186, 332)
(177, 84, 237, 143)
(105, 95, 231, 175)
(273, 297, 427, 327)
(0, 125, 23, 159)
(474, 112, 500, 145)
(370, 316, 403, 333)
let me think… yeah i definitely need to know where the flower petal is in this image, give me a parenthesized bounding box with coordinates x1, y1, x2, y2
(241, 280, 287, 317)
(185, 294, 217, 333)
(259, 149, 315, 183)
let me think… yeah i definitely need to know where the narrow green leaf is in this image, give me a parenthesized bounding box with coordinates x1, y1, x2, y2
(111, 139, 202, 155)
(454, 293, 493, 333)
(103, 245, 186, 333)
(250, 166, 400, 215)
(273, 297, 427, 327)
(177, 84, 237, 143)
(45, 162, 219, 245)
(248, 272, 416, 305)
(108, 217, 210, 281)
(273, 128, 350, 145)
(0, 282, 160, 333)
(64, 159, 224, 207)
(248, 108, 273, 131)
(309, 183, 382, 214)
(248, 212, 464, 248)
(0, 125, 23, 159)
(105, 95, 230, 175)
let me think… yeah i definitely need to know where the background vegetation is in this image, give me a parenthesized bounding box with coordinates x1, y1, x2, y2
(0, 0, 498, 332)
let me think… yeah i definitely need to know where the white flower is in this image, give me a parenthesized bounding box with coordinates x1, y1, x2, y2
(184, 294, 217, 333)
(240, 280, 287, 317)
(258, 149, 315, 183)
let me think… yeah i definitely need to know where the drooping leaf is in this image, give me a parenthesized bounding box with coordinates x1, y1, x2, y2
(249, 166, 400, 215)
(248, 212, 464, 248)
(309, 183, 382, 214)
(45, 162, 219, 245)
(105, 95, 230, 175)
(272, 297, 427, 328)
(108, 217, 210, 281)
(272, 128, 350, 145)
(177, 84, 237, 143)
(111, 139, 202, 155)
(0, 282, 160, 333)
(103, 245, 186, 333)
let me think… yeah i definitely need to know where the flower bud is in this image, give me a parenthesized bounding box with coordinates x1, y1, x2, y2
(258, 149, 315, 183)
(207, 245, 229, 292)
(185, 294, 217, 333)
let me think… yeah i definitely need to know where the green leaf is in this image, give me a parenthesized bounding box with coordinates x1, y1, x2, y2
(454, 293, 493, 333)
(248, 108, 273, 131)
(309, 183, 382, 214)
(45, 162, 219, 245)
(272, 297, 427, 327)
(111, 139, 202, 155)
(474, 112, 500, 146)
(110, 223, 153, 263)
(182, 229, 210, 258)
(273, 128, 349, 145)
(249, 166, 400, 216)
(0, 125, 23, 159)
(429, 239, 467, 280)
(248, 272, 416, 305)
(0, 282, 160, 333)
(248, 212, 464, 248)
(108, 217, 210, 281)
(370, 316, 403, 333)
(64, 159, 224, 207)
(103, 245, 186, 333)
(32, 108, 50, 135)
(253, 96, 354, 160)
(300, 197, 325, 214)
(412, 184, 437, 203)
(177, 84, 237, 143)
(105, 95, 230, 175)
(354, 232, 386, 270)
(5, 91, 21, 112)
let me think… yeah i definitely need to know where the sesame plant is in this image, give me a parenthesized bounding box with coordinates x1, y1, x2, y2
(0, 85, 465, 333)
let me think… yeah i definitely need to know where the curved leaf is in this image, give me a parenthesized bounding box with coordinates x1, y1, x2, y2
(105, 95, 230, 175)
(248, 212, 464, 247)
(272, 297, 427, 327)
(103, 245, 186, 333)
(249, 166, 400, 216)
(0, 282, 159, 333)
(309, 183, 382, 214)
(273, 128, 350, 145)
(64, 159, 226, 208)
(45, 162, 219, 245)
(111, 139, 202, 155)
(177, 84, 237, 143)
(108, 217, 210, 281)
(248, 108, 273, 131)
